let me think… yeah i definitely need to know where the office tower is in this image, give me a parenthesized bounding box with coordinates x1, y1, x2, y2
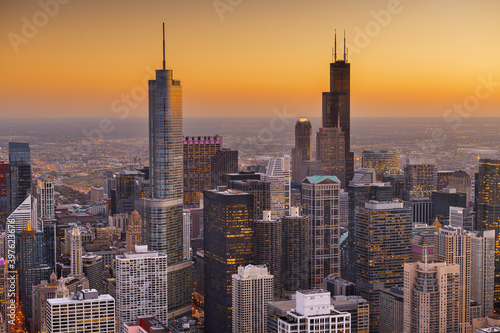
(69, 225, 83, 278)
(182, 209, 191, 259)
(382, 173, 404, 199)
(431, 187, 467, 223)
(263, 156, 290, 219)
(183, 135, 222, 207)
(476, 159, 500, 308)
(402, 158, 437, 201)
(46, 289, 115, 333)
(126, 210, 142, 252)
(291, 118, 312, 184)
(412, 230, 435, 262)
(230, 179, 271, 222)
(0, 161, 8, 224)
(36, 180, 54, 221)
(379, 287, 404, 333)
(437, 170, 454, 191)
(355, 201, 412, 332)
(345, 182, 393, 281)
(275, 290, 351, 333)
(350, 168, 376, 185)
(403, 197, 433, 224)
(302, 176, 341, 288)
(113, 170, 145, 214)
(8, 142, 31, 215)
(210, 148, 238, 188)
(232, 264, 273, 333)
(470, 230, 495, 318)
(449, 206, 474, 230)
(7, 194, 36, 233)
(281, 207, 309, 294)
(116, 245, 168, 329)
(403, 261, 460, 333)
(324, 275, 356, 296)
(42, 219, 56, 271)
(144, 26, 191, 317)
(109, 212, 128, 232)
(203, 188, 254, 333)
(254, 211, 282, 298)
(448, 170, 473, 207)
(316, 127, 346, 186)
(331, 295, 369, 333)
(361, 150, 400, 181)
(32, 272, 58, 333)
(82, 253, 104, 294)
(90, 185, 104, 203)
(339, 190, 348, 228)
(435, 225, 471, 330)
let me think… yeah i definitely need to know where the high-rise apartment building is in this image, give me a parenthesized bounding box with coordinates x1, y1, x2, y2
(203, 188, 254, 333)
(302, 176, 341, 288)
(144, 26, 191, 317)
(126, 210, 142, 252)
(183, 135, 222, 207)
(232, 264, 273, 333)
(69, 225, 83, 278)
(379, 287, 404, 333)
(435, 225, 471, 330)
(291, 118, 312, 184)
(402, 158, 437, 201)
(263, 156, 290, 219)
(281, 207, 309, 294)
(36, 180, 54, 221)
(361, 150, 400, 181)
(355, 201, 412, 332)
(254, 211, 282, 298)
(115, 245, 168, 330)
(8, 142, 31, 215)
(210, 148, 238, 189)
(470, 230, 495, 318)
(403, 261, 460, 333)
(46, 289, 115, 333)
(476, 159, 500, 308)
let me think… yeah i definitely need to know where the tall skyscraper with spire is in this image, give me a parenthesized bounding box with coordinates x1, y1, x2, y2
(316, 31, 354, 188)
(144, 23, 191, 318)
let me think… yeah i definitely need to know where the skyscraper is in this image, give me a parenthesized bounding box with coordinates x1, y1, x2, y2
(402, 158, 437, 201)
(203, 188, 254, 333)
(144, 25, 191, 317)
(8, 142, 31, 215)
(183, 135, 222, 207)
(263, 156, 290, 219)
(355, 201, 412, 332)
(316, 34, 354, 188)
(232, 264, 273, 333)
(229, 179, 271, 222)
(476, 158, 500, 308)
(36, 180, 54, 222)
(82, 253, 104, 294)
(115, 245, 168, 330)
(302, 176, 341, 289)
(470, 230, 495, 318)
(210, 148, 238, 189)
(69, 225, 83, 278)
(403, 261, 460, 333)
(126, 210, 142, 252)
(291, 118, 312, 184)
(361, 150, 400, 181)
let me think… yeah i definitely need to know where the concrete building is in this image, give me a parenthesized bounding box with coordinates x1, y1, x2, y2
(32, 273, 58, 333)
(82, 252, 104, 294)
(263, 156, 290, 219)
(46, 289, 115, 333)
(69, 225, 83, 278)
(403, 261, 460, 333)
(126, 210, 142, 252)
(232, 265, 273, 333)
(449, 206, 474, 230)
(115, 245, 168, 330)
(90, 186, 104, 203)
(36, 180, 54, 220)
(331, 295, 369, 333)
(470, 230, 496, 318)
(379, 286, 404, 333)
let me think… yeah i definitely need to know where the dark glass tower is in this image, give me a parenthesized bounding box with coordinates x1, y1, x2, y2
(317, 33, 354, 188)
(144, 24, 191, 317)
(476, 158, 500, 308)
(210, 148, 238, 189)
(203, 188, 254, 333)
(291, 118, 312, 183)
(8, 142, 31, 214)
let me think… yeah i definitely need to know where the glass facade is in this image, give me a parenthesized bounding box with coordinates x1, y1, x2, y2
(361, 150, 400, 181)
(8, 142, 31, 214)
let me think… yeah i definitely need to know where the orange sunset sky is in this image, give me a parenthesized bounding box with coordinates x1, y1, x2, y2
(1, 0, 499, 119)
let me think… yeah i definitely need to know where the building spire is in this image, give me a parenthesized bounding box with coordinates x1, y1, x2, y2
(334, 29, 337, 62)
(343, 30, 346, 61)
(162, 23, 166, 70)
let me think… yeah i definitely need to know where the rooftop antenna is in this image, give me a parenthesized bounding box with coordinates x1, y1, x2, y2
(343, 30, 346, 61)
(346, 47, 348, 63)
(162, 23, 166, 70)
(334, 29, 337, 62)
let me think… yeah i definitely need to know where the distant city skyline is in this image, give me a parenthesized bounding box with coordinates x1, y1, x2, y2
(1, 0, 500, 118)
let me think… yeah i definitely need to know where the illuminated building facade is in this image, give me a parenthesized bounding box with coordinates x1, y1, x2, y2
(355, 201, 412, 332)
(402, 158, 437, 201)
(203, 188, 254, 333)
(183, 135, 222, 207)
(361, 150, 400, 181)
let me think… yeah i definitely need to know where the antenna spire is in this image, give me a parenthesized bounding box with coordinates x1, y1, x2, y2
(343, 30, 346, 62)
(334, 29, 337, 62)
(162, 23, 166, 70)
